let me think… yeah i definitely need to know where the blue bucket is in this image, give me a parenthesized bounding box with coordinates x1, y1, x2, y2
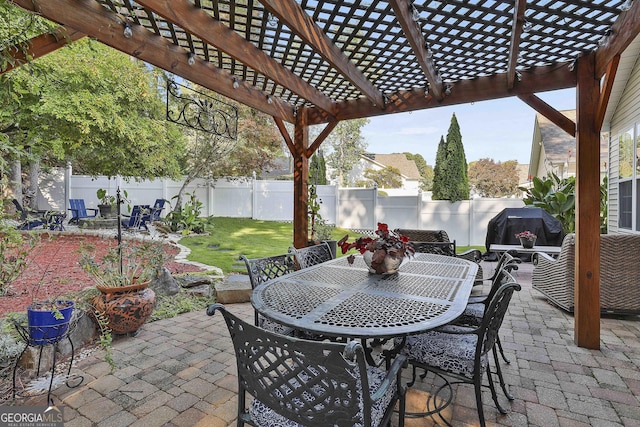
(27, 301, 75, 345)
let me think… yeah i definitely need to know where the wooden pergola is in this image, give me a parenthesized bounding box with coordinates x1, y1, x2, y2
(6, 0, 640, 349)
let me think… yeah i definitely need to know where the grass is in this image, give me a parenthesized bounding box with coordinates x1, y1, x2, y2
(179, 217, 486, 275)
(179, 217, 361, 275)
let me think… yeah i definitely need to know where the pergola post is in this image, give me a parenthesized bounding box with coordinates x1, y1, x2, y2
(574, 52, 601, 349)
(292, 108, 310, 249)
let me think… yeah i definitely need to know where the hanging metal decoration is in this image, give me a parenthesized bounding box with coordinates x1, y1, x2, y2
(166, 80, 238, 140)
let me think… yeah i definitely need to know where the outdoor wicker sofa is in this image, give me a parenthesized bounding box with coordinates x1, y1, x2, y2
(532, 233, 640, 314)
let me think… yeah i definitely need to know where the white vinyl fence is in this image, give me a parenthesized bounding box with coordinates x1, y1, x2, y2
(37, 167, 524, 246)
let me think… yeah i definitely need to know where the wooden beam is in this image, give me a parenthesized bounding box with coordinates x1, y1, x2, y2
(596, 54, 620, 130)
(518, 93, 576, 137)
(273, 117, 296, 156)
(11, 0, 295, 122)
(574, 52, 601, 350)
(259, 0, 385, 108)
(389, 0, 444, 100)
(292, 107, 310, 249)
(135, 0, 336, 117)
(306, 63, 576, 124)
(506, 0, 527, 90)
(1, 27, 85, 75)
(595, 0, 640, 78)
(307, 120, 338, 158)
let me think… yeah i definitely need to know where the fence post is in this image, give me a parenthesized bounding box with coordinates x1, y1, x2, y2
(417, 189, 422, 229)
(252, 173, 258, 220)
(372, 184, 378, 230)
(65, 162, 72, 220)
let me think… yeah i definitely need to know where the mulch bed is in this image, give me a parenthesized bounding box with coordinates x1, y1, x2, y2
(0, 233, 206, 318)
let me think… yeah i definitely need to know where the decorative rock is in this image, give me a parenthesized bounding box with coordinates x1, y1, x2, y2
(151, 267, 180, 296)
(175, 274, 214, 289)
(215, 274, 251, 304)
(185, 284, 212, 298)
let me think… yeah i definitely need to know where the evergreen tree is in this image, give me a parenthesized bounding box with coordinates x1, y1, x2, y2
(432, 113, 469, 201)
(309, 153, 327, 184)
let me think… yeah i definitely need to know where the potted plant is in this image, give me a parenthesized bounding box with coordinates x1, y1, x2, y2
(338, 223, 414, 274)
(515, 230, 537, 248)
(79, 239, 164, 335)
(96, 188, 116, 218)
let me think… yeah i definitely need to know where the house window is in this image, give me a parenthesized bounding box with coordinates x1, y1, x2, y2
(618, 128, 640, 230)
(618, 126, 639, 230)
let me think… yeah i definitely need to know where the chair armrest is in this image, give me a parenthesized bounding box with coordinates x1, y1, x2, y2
(86, 207, 99, 214)
(532, 251, 555, 266)
(370, 354, 407, 402)
(458, 249, 482, 263)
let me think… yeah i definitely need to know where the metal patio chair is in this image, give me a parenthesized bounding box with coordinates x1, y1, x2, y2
(207, 303, 407, 427)
(240, 253, 297, 336)
(289, 241, 334, 269)
(397, 281, 521, 427)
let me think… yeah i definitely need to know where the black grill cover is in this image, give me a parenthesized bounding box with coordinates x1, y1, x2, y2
(485, 207, 565, 255)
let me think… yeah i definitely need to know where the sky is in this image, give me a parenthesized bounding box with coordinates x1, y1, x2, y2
(362, 87, 577, 166)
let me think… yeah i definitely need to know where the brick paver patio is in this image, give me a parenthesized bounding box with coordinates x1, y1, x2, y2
(15, 262, 640, 426)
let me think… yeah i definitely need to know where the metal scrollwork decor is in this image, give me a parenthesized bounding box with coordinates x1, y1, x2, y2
(166, 80, 238, 140)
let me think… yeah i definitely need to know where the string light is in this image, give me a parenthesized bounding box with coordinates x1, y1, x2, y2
(425, 43, 434, 59)
(444, 84, 452, 95)
(123, 22, 133, 39)
(267, 95, 273, 104)
(522, 20, 533, 33)
(619, 0, 632, 11)
(232, 77, 239, 89)
(187, 52, 195, 65)
(411, 3, 420, 22)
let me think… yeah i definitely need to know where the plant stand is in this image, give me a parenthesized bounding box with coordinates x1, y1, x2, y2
(12, 312, 84, 405)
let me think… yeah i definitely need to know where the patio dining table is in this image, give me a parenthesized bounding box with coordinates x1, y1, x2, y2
(251, 252, 478, 341)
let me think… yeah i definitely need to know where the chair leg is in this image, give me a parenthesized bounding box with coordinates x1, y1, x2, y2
(496, 335, 510, 364)
(486, 365, 509, 415)
(474, 373, 487, 427)
(492, 346, 514, 400)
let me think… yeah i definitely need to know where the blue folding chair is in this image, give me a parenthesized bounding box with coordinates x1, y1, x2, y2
(13, 199, 46, 230)
(68, 199, 98, 224)
(148, 199, 165, 222)
(121, 205, 150, 231)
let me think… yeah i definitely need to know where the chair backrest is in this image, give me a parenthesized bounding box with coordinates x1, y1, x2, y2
(410, 241, 456, 256)
(207, 303, 376, 426)
(69, 198, 91, 219)
(290, 242, 334, 269)
(395, 229, 450, 243)
(483, 268, 517, 308)
(240, 253, 297, 289)
(150, 199, 165, 221)
(124, 205, 148, 228)
(478, 282, 521, 358)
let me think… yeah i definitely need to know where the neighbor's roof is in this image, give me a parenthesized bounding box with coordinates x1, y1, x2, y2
(363, 153, 422, 180)
(537, 110, 576, 163)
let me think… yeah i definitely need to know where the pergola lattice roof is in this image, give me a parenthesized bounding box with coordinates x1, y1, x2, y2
(8, 0, 639, 126)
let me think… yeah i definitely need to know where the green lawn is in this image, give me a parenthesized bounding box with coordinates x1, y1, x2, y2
(179, 217, 485, 275)
(179, 217, 361, 275)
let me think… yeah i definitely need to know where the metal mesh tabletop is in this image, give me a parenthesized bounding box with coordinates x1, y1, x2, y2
(251, 253, 477, 339)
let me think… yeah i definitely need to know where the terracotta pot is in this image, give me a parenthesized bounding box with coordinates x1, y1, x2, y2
(93, 282, 155, 335)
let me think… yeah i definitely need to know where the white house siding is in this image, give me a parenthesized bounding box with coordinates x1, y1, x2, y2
(609, 51, 640, 233)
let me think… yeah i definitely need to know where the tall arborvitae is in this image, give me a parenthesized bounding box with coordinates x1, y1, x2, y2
(432, 113, 469, 201)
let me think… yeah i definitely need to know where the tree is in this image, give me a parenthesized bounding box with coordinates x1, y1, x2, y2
(432, 113, 469, 201)
(468, 158, 520, 197)
(171, 87, 283, 210)
(1, 38, 185, 200)
(309, 153, 327, 185)
(325, 118, 369, 186)
(404, 152, 434, 190)
(364, 166, 402, 188)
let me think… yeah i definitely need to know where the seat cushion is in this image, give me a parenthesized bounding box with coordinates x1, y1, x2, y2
(249, 365, 396, 427)
(399, 330, 488, 379)
(453, 303, 484, 326)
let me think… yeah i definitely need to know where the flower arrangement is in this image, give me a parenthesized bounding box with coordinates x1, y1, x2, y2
(515, 230, 537, 241)
(338, 223, 414, 273)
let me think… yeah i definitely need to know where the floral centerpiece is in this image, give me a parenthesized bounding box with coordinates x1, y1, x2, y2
(338, 223, 414, 274)
(515, 230, 537, 248)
